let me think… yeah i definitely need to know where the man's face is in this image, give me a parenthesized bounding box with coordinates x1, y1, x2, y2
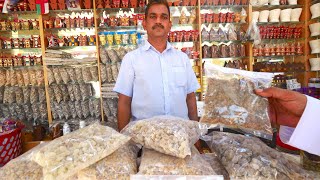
(143, 4, 172, 39)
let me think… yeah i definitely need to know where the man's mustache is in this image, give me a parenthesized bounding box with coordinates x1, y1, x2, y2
(152, 24, 164, 30)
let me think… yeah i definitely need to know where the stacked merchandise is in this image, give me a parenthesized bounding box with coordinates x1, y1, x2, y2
(0, 67, 48, 130)
(45, 50, 100, 131)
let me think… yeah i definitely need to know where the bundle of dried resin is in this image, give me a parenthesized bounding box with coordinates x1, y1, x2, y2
(207, 132, 317, 179)
(138, 147, 216, 175)
(201, 153, 230, 180)
(122, 116, 206, 158)
(201, 64, 274, 138)
(76, 143, 138, 180)
(32, 123, 131, 180)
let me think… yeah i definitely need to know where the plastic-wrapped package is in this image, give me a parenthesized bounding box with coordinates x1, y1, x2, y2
(59, 68, 70, 84)
(15, 87, 24, 104)
(48, 86, 55, 103)
(209, 28, 219, 41)
(122, 116, 206, 158)
(60, 85, 70, 102)
(100, 64, 108, 83)
(75, 68, 83, 83)
(99, 47, 109, 64)
(111, 64, 119, 81)
(0, 70, 6, 86)
(211, 45, 219, 58)
(16, 70, 24, 86)
(82, 67, 92, 82)
(90, 66, 99, 81)
(3, 87, 15, 104)
(47, 67, 55, 85)
(1, 104, 10, 118)
(73, 84, 82, 102)
(207, 132, 316, 179)
(53, 85, 63, 103)
(15, 104, 26, 122)
(106, 98, 117, 117)
(32, 123, 131, 180)
(93, 98, 101, 118)
(81, 100, 90, 118)
(23, 104, 33, 121)
(68, 101, 77, 119)
(75, 101, 83, 118)
(107, 49, 120, 64)
(29, 69, 37, 86)
(5, 70, 10, 86)
(0, 87, 4, 103)
(53, 68, 62, 84)
(39, 87, 46, 103)
(50, 103, 58, 120)
(139, 147, 216, 175)
(79, 84, 90, 101)
(0, 142, 47, 180)
(22, 87, 30, 104)
(218, 27, 228, 41)
(66, 68, 77, 83)
(220, 44, 229, 58)
(102, 99, 111, 117)
(61, 101, 70, 119)
(201, 64, 274, 139)
(9, 69, 17, 86)
(36, 70, 44, 85)
(32, 103, 40, 121)
(54, 101, 64, 120)
(227, 25, 238, 41)
(67, 84, 75, 101)
(39, 102, 48, 120)
(76, 143, 138, 180)
(9, 105, 17, 119)
(106, 65, 113, 82)
(117, 47, 127, 60)
(201, 153, 230, 180)
(88, 98, 95, 117)
(30, 87, 39, 104)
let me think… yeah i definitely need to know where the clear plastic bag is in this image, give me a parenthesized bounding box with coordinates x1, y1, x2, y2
(106, 65, 113, 82)
(53, 85, 63, 103)
(39, 87, 46, 103)
(3, 87, 15, 104)
(39, 102, 48, 120)
(36, 69, 44, 86)
(76, 143, 138, 180)
(54, 101, 63, 120)
(100, 64, 108, 83)
(81, 100, 90, 118)
(29, 69, 37, 86)
(201, 153, 230, 180)
(103, 98, 111, 117)
(15, 87, 24, 104)
(60, 85, 70, 102)
(201, 64, 274, 139)
(16, 70, 24, 86)
(111, 64, 118, 81)
(107, 49, 120, 64)
(67, 84, 75, 101)
(9, 69, 17, 86)
(99, 47, 109, 64)
(32, 123, 131, 180)
(47, 68, 55, 85)
(106, 98, 117, 117)
(68, 101, 77, 119)
(5, 70, 10, 86)
(48, 86, 55, 103)
(66, 68, 77, 83)
(30, 87, 39, 104)
(59, 68, 70, 84)
(32, 103, 40, 121)
(117, 47, 127, 60)
(61, 101, 70, 119)
(122, 116, 207, 158)
(79, 84, 90, 101)
(73, 84, 82, 102)
(23, 104, 33, 121)
(0, 142, 47, 180)
(93, 98, 101, 118)
(138, 147, 216, 175)
(0, 86, 4, 103)
(206, 132, 316, 179)
(88, 98, 95, 117)
(1, 104, 10, 118)
(15, 104, 26, 122)
(22, 87, 31, 104)
(82, 67, 92, 82)
(75, 68, 83, 83)
(50, 102, 58, 120)
(0, 70, 6, 86)
(53, 68, 62, 84)
(9, 105, 17, 119)
(90, 66, 99, 81)
(75, 101, 83, 118)
(245, 20, 261, 45)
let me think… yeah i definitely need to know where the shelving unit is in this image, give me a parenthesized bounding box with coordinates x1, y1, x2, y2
(0, 0, 317, 128)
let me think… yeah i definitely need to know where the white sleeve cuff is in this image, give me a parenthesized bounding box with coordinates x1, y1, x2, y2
(279, 95, 320, 156)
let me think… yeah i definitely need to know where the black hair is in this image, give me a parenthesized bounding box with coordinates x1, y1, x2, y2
(145, 0, 170, 19)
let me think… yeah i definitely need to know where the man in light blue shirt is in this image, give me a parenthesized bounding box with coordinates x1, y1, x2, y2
(113, 0, 200, 131)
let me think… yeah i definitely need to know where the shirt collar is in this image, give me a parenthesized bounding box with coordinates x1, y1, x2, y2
(142, 40, 173, 53)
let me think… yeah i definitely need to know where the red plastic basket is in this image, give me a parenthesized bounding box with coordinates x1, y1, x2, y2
(0, 127, 22, 167)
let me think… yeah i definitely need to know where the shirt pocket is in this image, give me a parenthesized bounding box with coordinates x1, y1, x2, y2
(173, 66, 187, 87)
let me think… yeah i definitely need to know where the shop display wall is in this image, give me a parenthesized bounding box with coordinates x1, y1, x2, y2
(0, 0, 317, 128)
